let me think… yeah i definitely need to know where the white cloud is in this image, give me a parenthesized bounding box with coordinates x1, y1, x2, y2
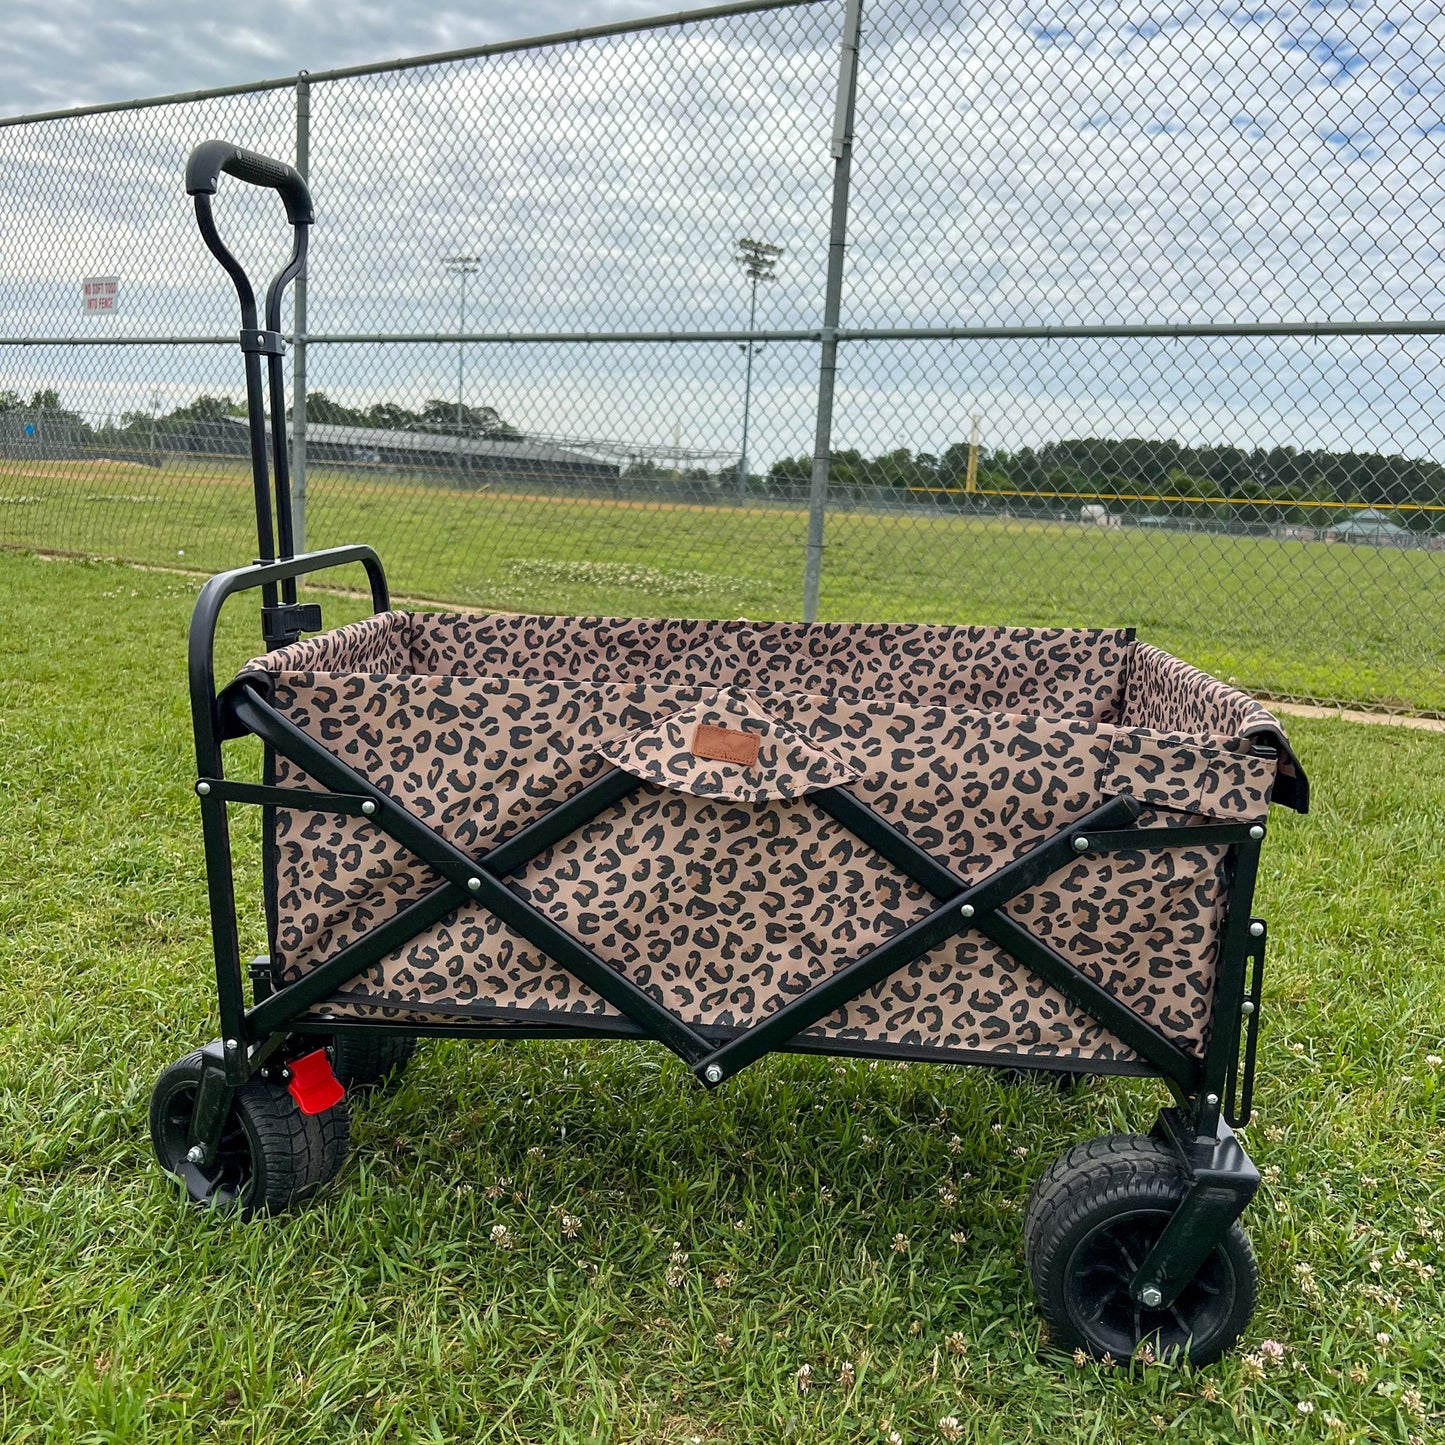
(2, 0, 1444, 468)
(0, 0, 654, 115)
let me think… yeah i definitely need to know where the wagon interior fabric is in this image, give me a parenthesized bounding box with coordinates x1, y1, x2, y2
(241, 613, 1305, 1070)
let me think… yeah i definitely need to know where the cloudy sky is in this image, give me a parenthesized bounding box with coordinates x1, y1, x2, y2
(2, 0, 1444, 468)
(1, 1, 661, 116)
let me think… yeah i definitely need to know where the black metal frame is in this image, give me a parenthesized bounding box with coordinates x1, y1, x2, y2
(179, 141, 1272, 1313)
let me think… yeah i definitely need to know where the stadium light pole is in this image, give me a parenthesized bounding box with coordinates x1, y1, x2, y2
(444, 255, 482, 429)
(734, 237, 783, 498)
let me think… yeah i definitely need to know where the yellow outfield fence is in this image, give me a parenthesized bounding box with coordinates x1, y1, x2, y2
(908, 486, 1445, 514)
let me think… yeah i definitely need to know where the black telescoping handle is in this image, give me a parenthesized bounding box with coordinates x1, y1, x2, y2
(185, 140, 314, 226)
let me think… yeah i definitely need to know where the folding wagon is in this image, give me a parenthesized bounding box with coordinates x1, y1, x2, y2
(151, 143, 1309, 1366)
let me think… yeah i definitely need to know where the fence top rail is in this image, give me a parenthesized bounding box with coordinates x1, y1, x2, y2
(5, 320, 1445, 348)
(0, 0, 825, 128)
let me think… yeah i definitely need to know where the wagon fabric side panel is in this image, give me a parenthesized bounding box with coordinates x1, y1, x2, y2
(408, 614, 1136, 721)
(1120, 642, 1306, 811)
(255, 632, 1284, 1069)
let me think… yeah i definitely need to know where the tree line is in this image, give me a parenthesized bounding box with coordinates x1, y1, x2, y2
(6, 389, 1441, 524)
(764, 436, 1445, 527)
(0, 390, 522, 445)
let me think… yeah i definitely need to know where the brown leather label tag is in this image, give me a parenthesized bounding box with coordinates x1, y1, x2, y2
(692, 723, 760, 767)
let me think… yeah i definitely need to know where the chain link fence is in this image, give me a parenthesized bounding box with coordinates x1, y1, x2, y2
(3, 0, 1444, 713)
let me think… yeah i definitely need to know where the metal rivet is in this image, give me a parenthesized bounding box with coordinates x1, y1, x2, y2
(195, 781, 211, 796)
(959, 903, 974, 918)
(1249, 921, 1265, 937)
(185, 1145, 205, 1164)
(1241, 1001, 1256, 1016)
(1249, 825, 1265, 840)
(704, 1065, 723, 1084)
(1206, 1093, 1219, 1106)
(1072, 836, 1090, 852)
(1140, 1286, 1163, 1308)
(224, 1038, 238, 1050)
(361, 800, 376, 816)
(467, 877, 482, 892)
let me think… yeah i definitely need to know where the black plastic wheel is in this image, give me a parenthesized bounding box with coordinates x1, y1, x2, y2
(328, 1032, 418, 1092)
(149, 1049, 351, 1218)
(1024, 1134, 1257, 1366)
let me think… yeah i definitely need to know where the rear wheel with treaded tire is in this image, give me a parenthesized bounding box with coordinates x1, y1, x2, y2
(149, 1048, 351, 1218)
(1024, 1134, 1257, 1366)
(328, 1032, 418, 1091)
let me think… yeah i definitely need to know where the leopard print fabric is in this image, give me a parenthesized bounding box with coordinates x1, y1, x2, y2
(241, 611, 416, 678)
(1119, 643, 1306, 810)
(252, 614, 1136, 720)
(595, 690, 867, 801)
(256, 640, 1288, 1064)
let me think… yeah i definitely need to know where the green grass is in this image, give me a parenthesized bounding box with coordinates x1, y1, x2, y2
(2, 456, 1444, 712)
(0, 548, 1442, 1444)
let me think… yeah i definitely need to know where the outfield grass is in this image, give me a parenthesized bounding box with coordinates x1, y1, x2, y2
(2, 457, 1443, 712)
(0, 549, 1442, 1443)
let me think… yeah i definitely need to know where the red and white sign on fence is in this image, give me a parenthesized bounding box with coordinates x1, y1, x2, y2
(82, 276, 119, 313)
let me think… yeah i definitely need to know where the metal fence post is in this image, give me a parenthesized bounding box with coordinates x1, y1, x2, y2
(802, 0, 862, 623)
(291, 70, 310, 552)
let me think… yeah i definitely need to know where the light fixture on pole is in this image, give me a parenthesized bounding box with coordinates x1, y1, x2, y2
(443, 254, 482, 429)
(734, 237, 783, 497)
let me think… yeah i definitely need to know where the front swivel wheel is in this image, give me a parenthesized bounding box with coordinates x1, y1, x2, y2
(1024, 1135, 1257, 1366)
(149, 1049, 350, 1218)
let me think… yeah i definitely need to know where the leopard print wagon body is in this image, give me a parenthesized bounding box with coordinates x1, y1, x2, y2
(152, 141, 1308, 1369)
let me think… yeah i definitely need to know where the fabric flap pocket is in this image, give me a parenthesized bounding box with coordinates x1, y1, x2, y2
(594, 690, 866, 801)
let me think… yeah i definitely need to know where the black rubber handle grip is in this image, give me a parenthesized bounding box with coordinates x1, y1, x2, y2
(185, 140, 314, 226)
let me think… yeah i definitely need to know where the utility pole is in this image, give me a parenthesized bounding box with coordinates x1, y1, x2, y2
(734, 237, 784, 499)
(443, 255, 482, 429)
